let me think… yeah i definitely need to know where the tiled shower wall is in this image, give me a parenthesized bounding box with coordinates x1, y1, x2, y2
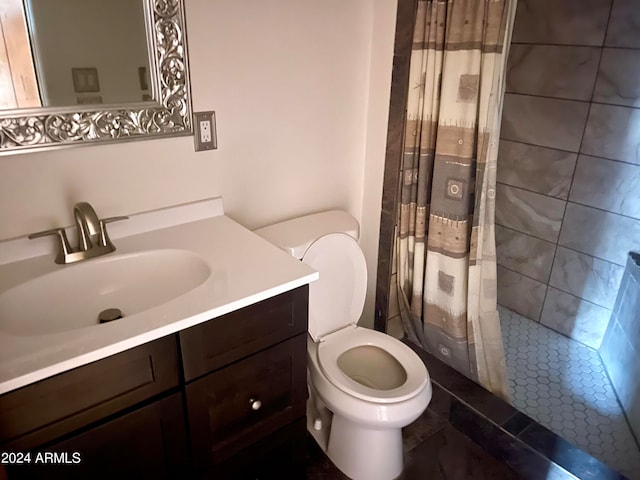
(600, 253, 640, 440)
(496, 0, 640, 349)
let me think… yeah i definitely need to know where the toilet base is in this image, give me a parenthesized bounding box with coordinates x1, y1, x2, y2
(306, 387, 333, 452)
(307, 387, 404, 480)
(327, 415, 403, 480)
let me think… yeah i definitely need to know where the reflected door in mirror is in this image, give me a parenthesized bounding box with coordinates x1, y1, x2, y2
(0, 0, 40, 109)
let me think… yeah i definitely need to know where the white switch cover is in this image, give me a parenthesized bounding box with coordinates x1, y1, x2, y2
(193, 111, 217, 151)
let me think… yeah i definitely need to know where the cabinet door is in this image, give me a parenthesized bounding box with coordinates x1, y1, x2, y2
(207, 418, 307, 480)
(186, 335, 307, 474)
(0, 335, 179, 450)
(5, 393, 189, 480)
(180, 286, 308, 381)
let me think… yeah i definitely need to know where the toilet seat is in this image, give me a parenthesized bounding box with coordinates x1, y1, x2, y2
(303, 233, 367, 341)
(317, 326, 428, 404)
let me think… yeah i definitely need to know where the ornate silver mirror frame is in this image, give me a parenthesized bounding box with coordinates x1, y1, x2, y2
(0, 0, 192, 156)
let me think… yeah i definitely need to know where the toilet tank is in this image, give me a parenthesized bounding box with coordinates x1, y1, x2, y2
(253, 210, 360, 259)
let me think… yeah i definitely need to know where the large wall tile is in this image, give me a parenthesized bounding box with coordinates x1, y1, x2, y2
(495, 184, 566, 243)
(513, 0, 611, 46)
(604, 253, 640, 437)
(497, 140, 576, 199)
(496, 226, 556, 282)
(548, 247, 625, 309)
(605, 252, 640, 440)
(600, 320, 640, 438)
(540, 288, 612, 349)
(506, 45, 600, 101)
(501, 94, 589, 152)
(581, 104, 640, 165)
(629, 397, 640, 450)
(570, 155, 640, 220)
(389, 273, 400, 318)
(593, 49, 640, 107)
(611, 253, 640, 349)
(497, 266, 547, 320)
(392, 226, 397, 274)
(605, 0, 640, 48)
(494, 0, 637, 349)
(558, 203, 640, 266)
(387, 315, 404, 339)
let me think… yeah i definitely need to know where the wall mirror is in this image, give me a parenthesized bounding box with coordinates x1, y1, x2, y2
(0, 0, 192, 155)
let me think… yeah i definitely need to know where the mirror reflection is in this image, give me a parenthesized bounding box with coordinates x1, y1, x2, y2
(0, 0, 191, 154)
(0, 0, 151, 110)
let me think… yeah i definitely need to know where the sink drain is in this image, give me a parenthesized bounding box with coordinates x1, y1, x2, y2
(98, 308, 123, 324)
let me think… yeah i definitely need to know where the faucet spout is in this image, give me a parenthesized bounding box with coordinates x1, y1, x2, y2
(74, 202, 102, 250)
(29, 201, 128, 264)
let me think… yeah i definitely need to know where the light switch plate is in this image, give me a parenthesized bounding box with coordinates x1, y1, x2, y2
(193, 111, 217, 151)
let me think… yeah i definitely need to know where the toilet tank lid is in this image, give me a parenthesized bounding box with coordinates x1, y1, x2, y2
(253, 210, 360, 259)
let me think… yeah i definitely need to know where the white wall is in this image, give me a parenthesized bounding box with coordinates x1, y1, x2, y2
(195, 0, 373, 230)
(0, 0, 396, 328)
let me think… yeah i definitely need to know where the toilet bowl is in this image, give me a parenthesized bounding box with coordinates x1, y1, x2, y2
(255, 211, 432, 480)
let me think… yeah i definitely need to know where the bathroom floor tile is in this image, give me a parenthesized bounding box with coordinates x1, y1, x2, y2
(402, 404, 448, 453)
(402, 425, 519, 480)
(405, 340, 519, 425)
(305, 435, 350, 479)
(448, 398, 578, 480)
(499, 306, 640, 479)
(518, 423, 626, 480)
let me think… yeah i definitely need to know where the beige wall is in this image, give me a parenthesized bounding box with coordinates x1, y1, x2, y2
(0, 0, 396, 328)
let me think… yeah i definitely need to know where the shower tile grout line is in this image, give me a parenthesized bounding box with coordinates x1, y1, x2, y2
(496, 180, 640, 224)
(495, 222, 629, 268)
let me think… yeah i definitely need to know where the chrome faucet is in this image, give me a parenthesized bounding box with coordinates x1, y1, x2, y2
(29, 202, 128, 264)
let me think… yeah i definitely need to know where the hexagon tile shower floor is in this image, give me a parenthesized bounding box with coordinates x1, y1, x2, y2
(499, 306, 640, 479)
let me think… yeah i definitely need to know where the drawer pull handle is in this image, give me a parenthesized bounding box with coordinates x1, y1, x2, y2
(249, 398, 262, 411)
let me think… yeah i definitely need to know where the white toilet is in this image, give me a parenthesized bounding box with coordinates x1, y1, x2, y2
(255, 211, 432, 480)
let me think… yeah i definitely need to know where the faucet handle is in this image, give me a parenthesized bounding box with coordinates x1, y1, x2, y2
(99, 216, 129, 249)
(28, 227, 64, 239)
(28, 228, 72, 264)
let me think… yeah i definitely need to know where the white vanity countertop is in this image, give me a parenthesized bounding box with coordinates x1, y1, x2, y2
(0, 206, 318, 395)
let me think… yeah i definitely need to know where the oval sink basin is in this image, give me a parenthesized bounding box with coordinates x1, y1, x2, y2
(0, 249, 211, 336)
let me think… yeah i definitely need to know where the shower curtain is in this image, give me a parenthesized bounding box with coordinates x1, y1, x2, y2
(396, 0, 516, 399)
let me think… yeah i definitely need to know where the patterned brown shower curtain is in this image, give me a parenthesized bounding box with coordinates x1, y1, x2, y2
(397, 0, 516, 399)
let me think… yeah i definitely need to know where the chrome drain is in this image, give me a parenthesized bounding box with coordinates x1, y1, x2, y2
(98, 308, 123, 324)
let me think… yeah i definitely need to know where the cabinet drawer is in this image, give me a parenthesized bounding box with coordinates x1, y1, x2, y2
(0, 335, 179, 450)
(180, 286, 308, 381)
(187, 334, 307, 472)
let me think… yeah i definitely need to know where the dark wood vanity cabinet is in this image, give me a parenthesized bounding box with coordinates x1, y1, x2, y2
(0, 286, 309, 479)
(186, 335, 307, 477)
(180, 286, 308, 478)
